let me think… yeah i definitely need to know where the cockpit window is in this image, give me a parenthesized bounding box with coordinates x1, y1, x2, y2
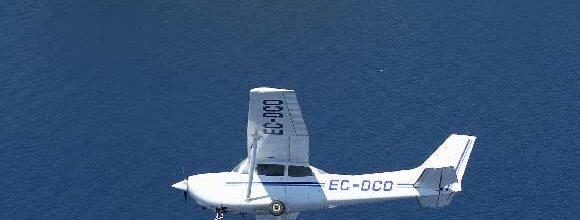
(256, 164, 285, 176)
(288, 165, 313, 177)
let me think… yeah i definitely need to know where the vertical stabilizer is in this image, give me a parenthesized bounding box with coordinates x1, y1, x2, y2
(420, 134, 477, 184)
(415, 134, 476, 208)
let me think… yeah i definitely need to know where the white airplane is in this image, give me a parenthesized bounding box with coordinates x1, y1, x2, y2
(172, 87, 477, 220)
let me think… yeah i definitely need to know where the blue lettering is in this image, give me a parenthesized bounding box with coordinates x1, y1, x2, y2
(372, 181, 383, 191)
(263, 112, 283, 118)
(340, 180, 350, 190)
(262, 100, 284, 135)
(329, 180, 339, 190)
(263, 122, 283, 129)
(263, 100, 283, 105)
(263, 129, 283, 135)
(263, 105, 283, 112)
(361, 180, 371, 191)
(383, 181, 393, 191)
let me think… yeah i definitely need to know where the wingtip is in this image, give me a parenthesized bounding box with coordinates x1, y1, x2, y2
(250, 87, 294, 93)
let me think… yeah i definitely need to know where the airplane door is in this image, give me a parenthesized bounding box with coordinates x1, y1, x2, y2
(285, 165, 325, 212)
(307, 177, 326, 210)
(285, 176, 309, 212)
(254, 164, 286, 209)
(258, 175, 285, 200)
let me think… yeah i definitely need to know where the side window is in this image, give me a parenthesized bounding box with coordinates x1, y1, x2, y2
(288, 165, 313, 177)
(256, 164, 285, 176)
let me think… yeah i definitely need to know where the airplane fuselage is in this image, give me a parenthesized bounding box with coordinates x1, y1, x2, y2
(183, 165, 448, 215)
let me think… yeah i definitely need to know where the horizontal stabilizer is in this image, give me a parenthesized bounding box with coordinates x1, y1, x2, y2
(414, 166, 458, 190)
(417, 192, 456, 208)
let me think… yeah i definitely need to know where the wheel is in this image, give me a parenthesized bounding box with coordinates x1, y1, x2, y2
(268, 200, 285, 216)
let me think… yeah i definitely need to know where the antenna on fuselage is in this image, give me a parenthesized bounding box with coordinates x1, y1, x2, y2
(246, 130, 261, 201)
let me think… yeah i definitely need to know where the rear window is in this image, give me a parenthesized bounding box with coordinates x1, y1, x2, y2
(288, 165, 313, 177)
(256, 164, 285, 176)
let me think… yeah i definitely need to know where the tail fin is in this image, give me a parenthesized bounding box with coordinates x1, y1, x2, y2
(420, 134, 477, 184)
(415, 134, 477, 207)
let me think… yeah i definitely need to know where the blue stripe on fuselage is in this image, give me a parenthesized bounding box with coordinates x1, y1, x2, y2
(226, 182, 324, 187)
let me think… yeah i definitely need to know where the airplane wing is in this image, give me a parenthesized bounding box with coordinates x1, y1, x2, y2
(255, 213, 300, 220)
(247, 87, 309, 165)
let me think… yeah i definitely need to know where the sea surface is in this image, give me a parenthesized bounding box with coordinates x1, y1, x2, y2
(1, 1, 579, 219)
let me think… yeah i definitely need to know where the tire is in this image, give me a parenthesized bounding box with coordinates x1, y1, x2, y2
(269, 200, 285, 216)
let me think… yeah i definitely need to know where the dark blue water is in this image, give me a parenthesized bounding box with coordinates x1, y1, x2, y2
(2, 1, 579, 219)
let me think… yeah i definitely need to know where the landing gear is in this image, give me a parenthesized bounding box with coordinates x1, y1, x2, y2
(213, 208, 226, 220)
(213, 212, 224, 220)
(269, 200, 285, 216)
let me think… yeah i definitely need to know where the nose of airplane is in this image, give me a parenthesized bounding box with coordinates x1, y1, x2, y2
(171, 179, 188, 191)
(171, 174, 224, 210)
(172, 176, 193, 203)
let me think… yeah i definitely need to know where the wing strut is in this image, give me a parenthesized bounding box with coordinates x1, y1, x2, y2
(246, 132, 261, 200)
